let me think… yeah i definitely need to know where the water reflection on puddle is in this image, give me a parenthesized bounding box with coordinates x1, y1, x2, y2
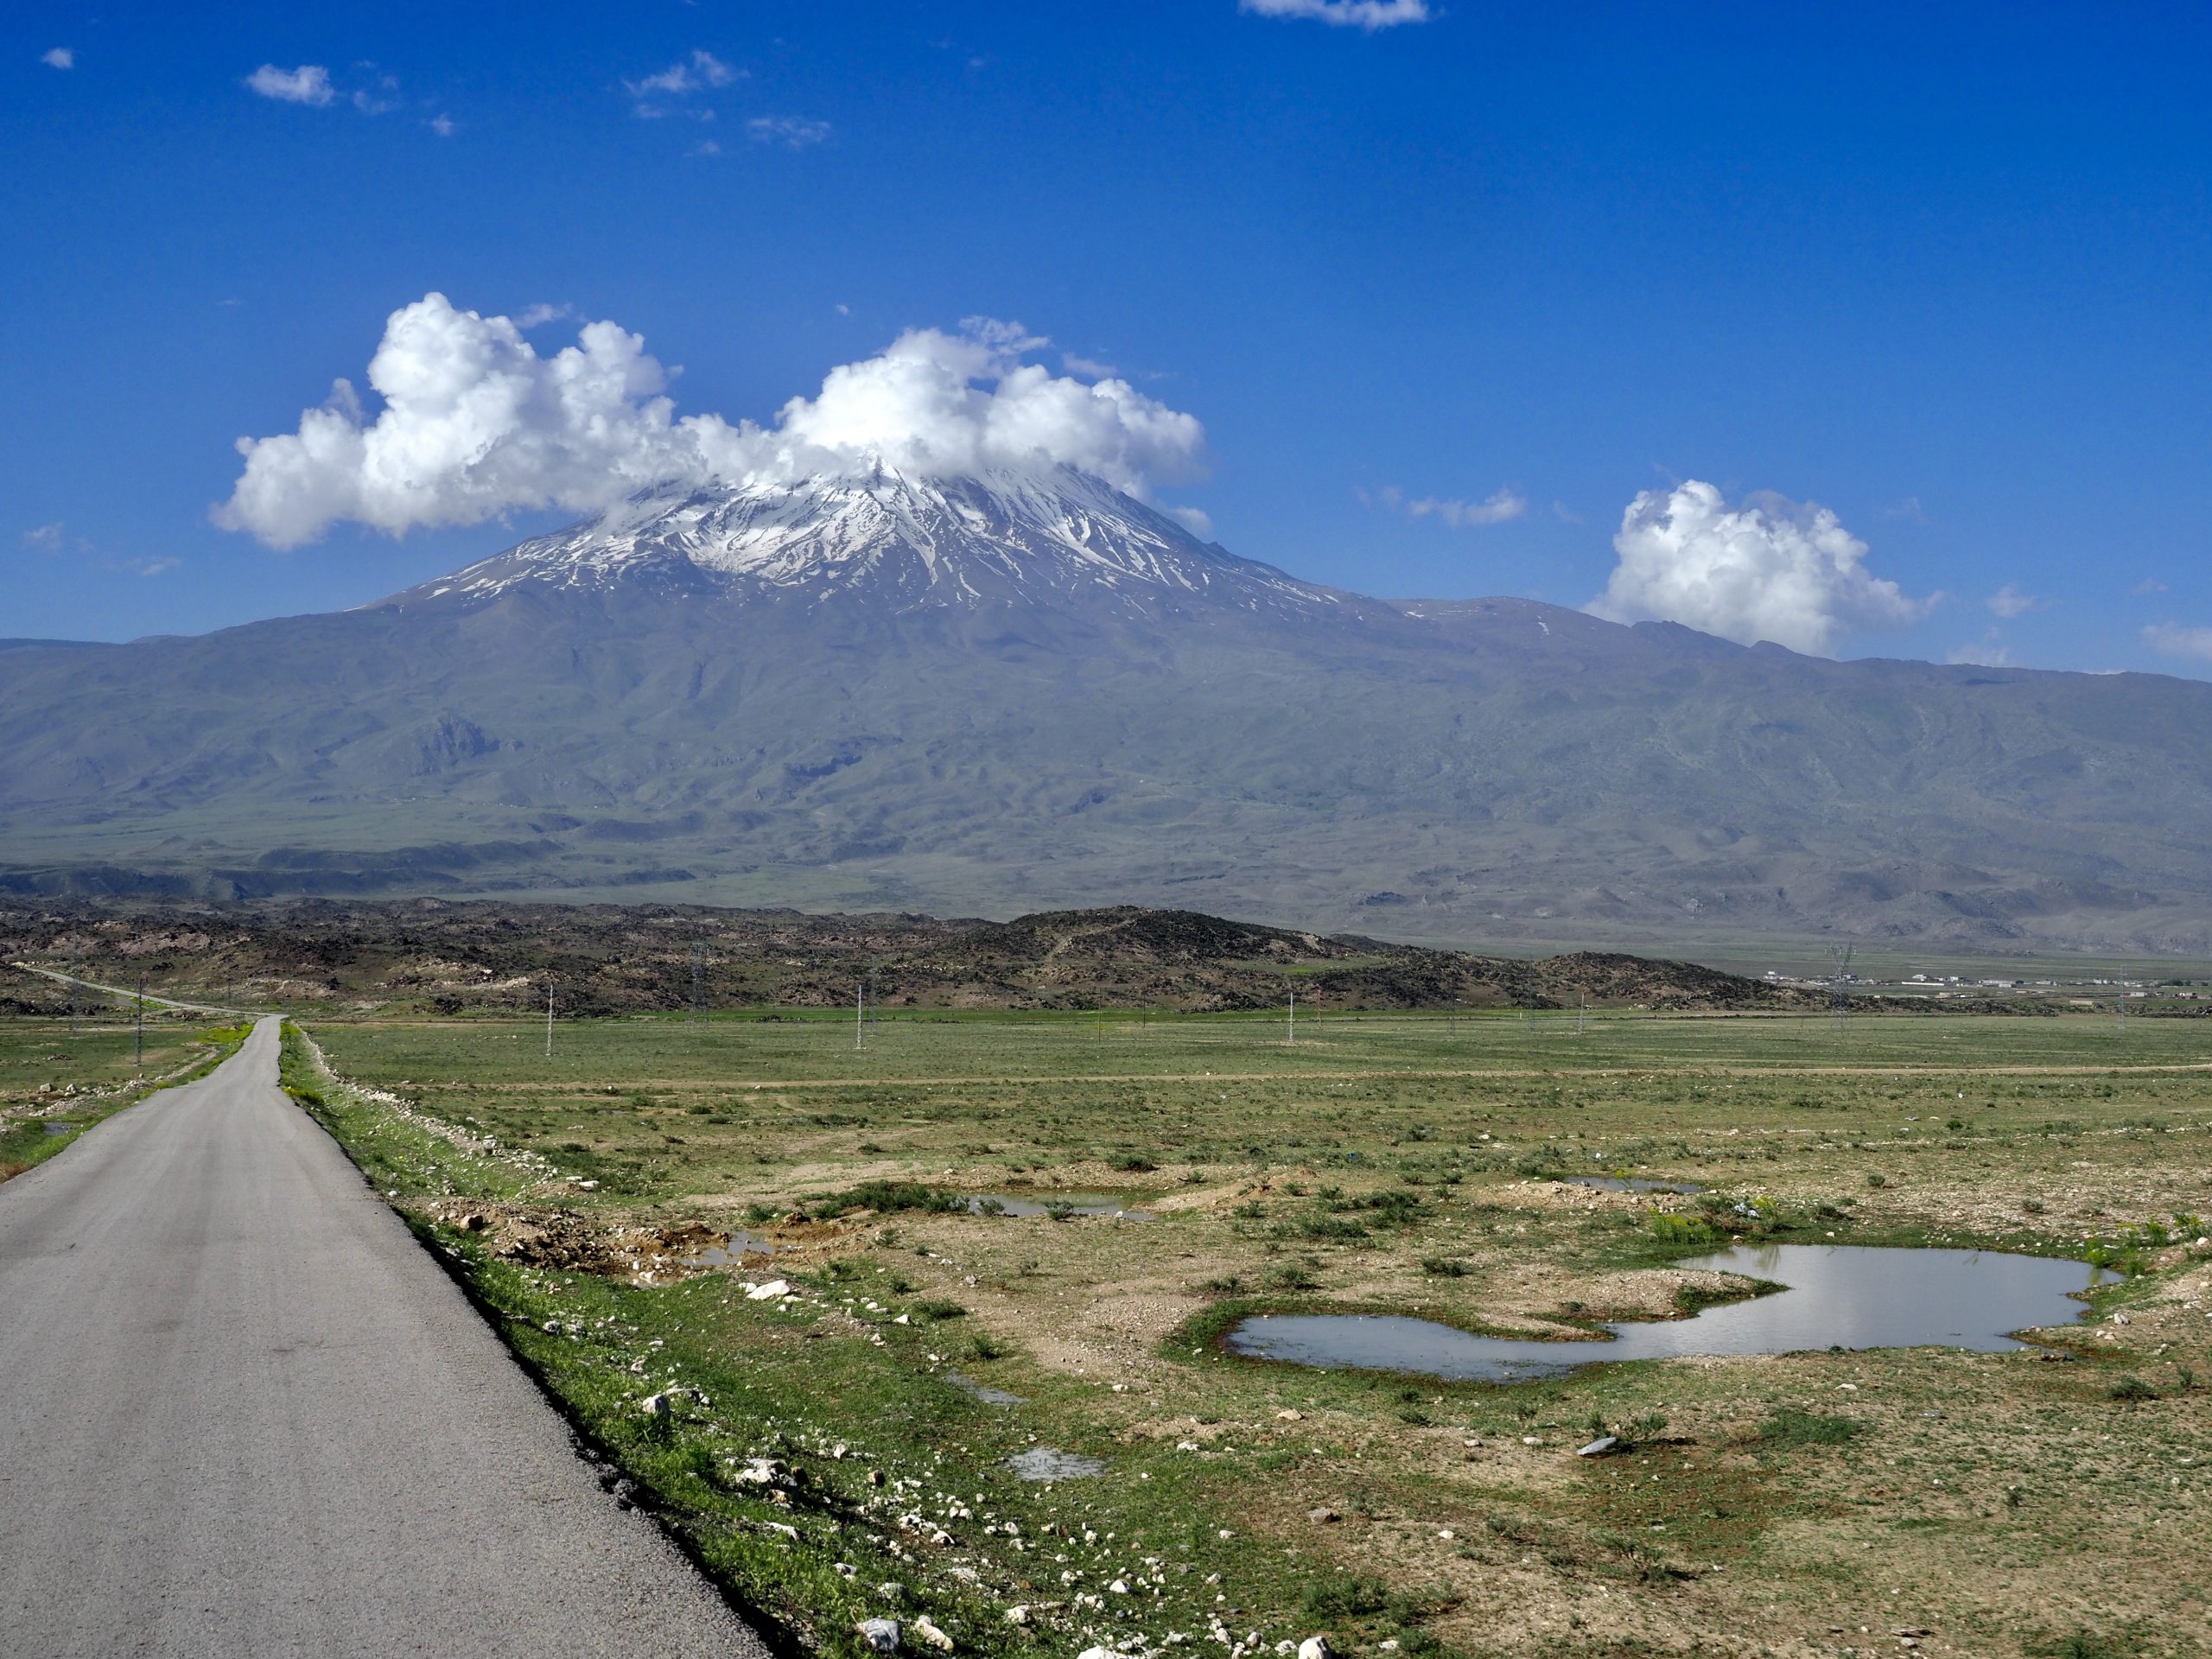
(681, 1231, 776, 1268)
(1566, 1175, 1702, 1194)
(1224, 1244, 2113, 1382)
(966, 1194, 1152, 1220)
(1007, 1447, 1103, 1481)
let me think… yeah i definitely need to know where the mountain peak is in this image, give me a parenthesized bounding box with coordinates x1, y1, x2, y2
(394, 465, 1335, 617)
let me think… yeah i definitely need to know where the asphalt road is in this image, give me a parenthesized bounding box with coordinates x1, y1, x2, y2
(0, 1018, 766, 1658)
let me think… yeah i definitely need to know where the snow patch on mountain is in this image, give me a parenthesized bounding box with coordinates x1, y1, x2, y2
(397, 465, 1334, 616)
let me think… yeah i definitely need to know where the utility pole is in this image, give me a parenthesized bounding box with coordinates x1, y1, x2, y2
(544, 983, 554, 1061)
(134, 975, 144, 1070)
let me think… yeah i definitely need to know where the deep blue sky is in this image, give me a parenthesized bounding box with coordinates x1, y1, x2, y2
(5, 1, 2209, 673)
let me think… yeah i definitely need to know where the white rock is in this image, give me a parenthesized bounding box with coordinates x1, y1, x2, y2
(912, 1615, 955, 1651)
(1003, 1605, 1031, 1626)
(747, 1279, 793, 1301)
(1577, 1436, 1619, 1458)
(1300, 1638, 1333, 1659)
(857, 1618, 902, 1654)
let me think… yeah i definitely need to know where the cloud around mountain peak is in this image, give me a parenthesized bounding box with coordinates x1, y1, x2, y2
(216, 295, 1210, 548)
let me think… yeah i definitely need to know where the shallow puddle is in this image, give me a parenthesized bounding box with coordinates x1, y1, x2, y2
(1224, 1243, 2112, 1382)
(1566, 1175, 1702, 1194)
(1007, 1447, 1103, 1480)
(681, 1231, 775, 1268)
(42, 1122, 77, 1137)
(945, 1372, 1025, 1406)
(966, 1193, 1152, 1220)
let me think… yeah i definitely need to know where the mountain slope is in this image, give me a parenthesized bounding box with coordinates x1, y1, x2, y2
(3, 467, 2211, 956)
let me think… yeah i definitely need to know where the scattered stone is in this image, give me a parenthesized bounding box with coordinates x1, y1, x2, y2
(1004, 1606, 1031, 1626)
(1577, 1436, 1620, 1458)
(877, 1583, 906, 1604)
(1308, 1507, 1339, 1524)
(912, 1615, 955, 1651)
(747, 1279, 793, 1301)
(1275, 1409, 1304, 1421)
(857, 1618, 902, 1654)
(732, 1457, 784, 1485)
(1300, 1637, 1333, 1659)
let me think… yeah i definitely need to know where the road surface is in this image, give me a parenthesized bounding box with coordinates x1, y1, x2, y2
(0, 1018, 766, 1658)
(7, 961, 252, 1018)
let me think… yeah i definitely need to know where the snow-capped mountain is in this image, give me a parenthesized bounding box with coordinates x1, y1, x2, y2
(10, 460, 2212, 956)
(396, 464, 1336, 617)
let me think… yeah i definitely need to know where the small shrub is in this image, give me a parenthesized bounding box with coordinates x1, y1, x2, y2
(2107, 1374, 2158, 1403)
(1866, 1173, 1888, 1189)
(1301, 1574, 1389, 1620)
(1108, 1154, 1158, 1173)
(1420, 1256, 1468, 1277)
(810, 1181, 963, 1219)
(1753, 1408, 1859, 1448)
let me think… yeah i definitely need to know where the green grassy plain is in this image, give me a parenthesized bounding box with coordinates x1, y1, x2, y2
(289, 1011, 2212, 1659)
(0, 1015, 245, 1180)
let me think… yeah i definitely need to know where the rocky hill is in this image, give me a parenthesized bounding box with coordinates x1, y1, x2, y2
(0, 899, 1821, 1017)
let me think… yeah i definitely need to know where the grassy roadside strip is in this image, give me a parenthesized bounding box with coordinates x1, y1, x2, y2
(0, 1022, 251, 1183)
(282, 1021, 1342, 1659)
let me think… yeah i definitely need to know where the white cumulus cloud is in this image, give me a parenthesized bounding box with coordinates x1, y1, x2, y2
(747, 115, 830, 149)
(1240, 0, 1433, 29)
(215, 294, 1211, 548)
(42, 47, 74, 69)
(626, 49, 739, 98)
(1986, 583, 2043, 619)
(2144, 623, 2212, 664)
(1362, 485, 1525, 526)
(245, 64, 334, 105)
(1948, 627, 2012, 667)
(1588, 480, 1931, 656)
